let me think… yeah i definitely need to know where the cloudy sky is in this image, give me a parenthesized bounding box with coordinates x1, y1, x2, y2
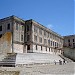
(0, 0, 74, 36)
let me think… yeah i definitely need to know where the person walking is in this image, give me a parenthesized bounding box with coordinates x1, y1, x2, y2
(63, 59, 66, 65)
(59, 60, 62, 65)
(54, 60, 56, 65)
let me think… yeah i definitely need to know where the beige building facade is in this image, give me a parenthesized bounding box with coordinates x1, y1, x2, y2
(0, 16, 63, 54)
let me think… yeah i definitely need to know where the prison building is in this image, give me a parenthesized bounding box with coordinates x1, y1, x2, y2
(25, 19, 63, 54)
(0, 15, 63, 54)
(64, 35, 75, 48)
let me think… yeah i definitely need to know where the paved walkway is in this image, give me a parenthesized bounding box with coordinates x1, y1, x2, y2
(19, 62, 75, 75)
(0, 62, 75, 75)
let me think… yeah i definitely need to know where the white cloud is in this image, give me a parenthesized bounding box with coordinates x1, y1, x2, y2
(46, 24, 53, 29)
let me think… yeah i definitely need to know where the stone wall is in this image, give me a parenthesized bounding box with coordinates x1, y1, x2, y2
(13, 44, 23, 53)
(0, 71, 19, 75)
(0, 32, 12, 53)
(63, 47, 75, 61)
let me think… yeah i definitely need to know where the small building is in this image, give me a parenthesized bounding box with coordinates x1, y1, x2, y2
(0, 15, 63, 54)
(63, 35, 75, 61)
(64, 35, 75, 48)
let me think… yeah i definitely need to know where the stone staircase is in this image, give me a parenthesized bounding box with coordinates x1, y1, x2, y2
(0, 53, 64, 67)
(16, 53, 63, 65)
(0, 53, 16, 67)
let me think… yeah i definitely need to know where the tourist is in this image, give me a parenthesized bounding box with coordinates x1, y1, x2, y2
(54, 60, 56, 65)
(63, 59, 66, 65)
(59, 60, 62, 65)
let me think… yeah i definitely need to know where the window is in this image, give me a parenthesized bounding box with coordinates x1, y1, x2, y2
(39, 28, 42, 35)
(48, 40, 50, 45)
(27, 35, 29, 41)
(16, 23, 18, 30)
(49, 48, 50, 52)
(53, 41, 54, 47)
(73, 43, 75, 48)
(0, 34, 2, 38)
(39, 37, 42, 43)
(21, 35, 23, 41)
(0, 26, 2, 31)
(36, 45, 37, 50)
(57, 43, 58, 47)
(50, 33, 52, 38)
(73, 39, 74, 42)
(22, 25, 24, 31)
(34, 35, 37, 42)
(44, 31, 46, 36)
(46, 47, 47, 51)
(44, 39, 47, 44)
(27, 25, 29, 31)
(48, 32, 49, 37)
(51, 41, 52, 46)
(41, 46, 42, 51)
(68, 39, 70, 42)
(34, 26, 38, 33)
(55, 42, 56, 47)
(7, 23, 10, 30)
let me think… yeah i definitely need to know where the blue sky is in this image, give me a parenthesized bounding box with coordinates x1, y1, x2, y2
(0, 0, 74, 36)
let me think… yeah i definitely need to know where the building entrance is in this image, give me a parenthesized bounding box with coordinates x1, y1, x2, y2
(27, 45, 30, 52)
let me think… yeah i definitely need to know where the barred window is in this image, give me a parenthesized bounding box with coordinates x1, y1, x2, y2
(41, 46, 42, 51)
(34, 35, 37, 42)
(73, 39, 74, 42)
(36, 45, 37, 50)
(0, 26, 2, 31)
(51, 41, 52, 46)
(16, 23, 18, 30)
(21, 35, 23, 41)
(39, 28, 42, 35)
(44, 39, 47, 44)
(22, 25, 24, 31)
(34, 26, 38, 33)
(27, 25, 29, 31)
(44, 31, 46, 36)
(48, 39, 50, 45)
(27, 35, 30, 41)
(53, 41, 54, 46)
(39, 37, 42, 43)
(7, 23, 10, 30)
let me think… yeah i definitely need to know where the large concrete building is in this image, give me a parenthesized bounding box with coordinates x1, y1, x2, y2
(0, 15, 63, 54)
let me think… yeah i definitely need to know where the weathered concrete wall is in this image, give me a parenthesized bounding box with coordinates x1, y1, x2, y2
(0, 32, 12, 53)
(13, 44, 23, 53)
(63, 47, 75, 61)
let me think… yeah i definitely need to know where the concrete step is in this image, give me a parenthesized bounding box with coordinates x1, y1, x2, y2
(0, 53, 16, 67)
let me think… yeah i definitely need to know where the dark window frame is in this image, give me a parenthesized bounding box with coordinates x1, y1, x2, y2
(41, 46, 42, 51)
(7, 23, 10, 30)
(36, 45, 37, 50)
(21, 35, 23, 41)
(0, 26, 2, 31)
